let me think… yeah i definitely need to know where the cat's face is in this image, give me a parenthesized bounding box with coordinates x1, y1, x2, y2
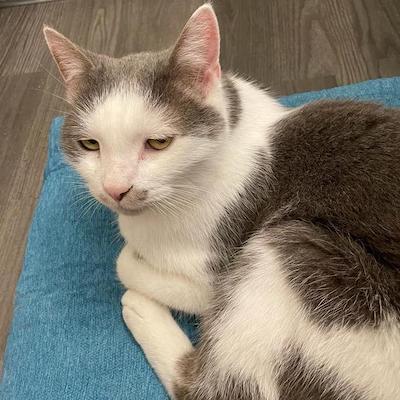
(44, 5, 226, 215)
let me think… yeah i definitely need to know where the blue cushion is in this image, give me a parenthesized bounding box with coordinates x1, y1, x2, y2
(2, 77, 400, 400)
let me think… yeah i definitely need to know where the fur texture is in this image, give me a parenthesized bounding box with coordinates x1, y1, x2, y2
(44, 4, 400, 400)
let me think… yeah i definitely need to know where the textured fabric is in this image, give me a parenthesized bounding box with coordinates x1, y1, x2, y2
(1, 77, 400, 400)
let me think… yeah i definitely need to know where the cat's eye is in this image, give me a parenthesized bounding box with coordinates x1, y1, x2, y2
(79, 139, 100, 151)
(146, 137, 173, 150)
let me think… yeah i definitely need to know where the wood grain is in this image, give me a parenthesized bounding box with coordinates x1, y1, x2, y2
(1, 0, 400, 372)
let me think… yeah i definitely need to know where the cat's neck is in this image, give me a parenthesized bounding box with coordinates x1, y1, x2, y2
(185, 75, 288, 214)
(119, 75, 287, 235)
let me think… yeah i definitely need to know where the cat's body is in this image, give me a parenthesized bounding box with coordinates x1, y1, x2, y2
(44, 4, 400, 400)
(119, 79, 400, 400)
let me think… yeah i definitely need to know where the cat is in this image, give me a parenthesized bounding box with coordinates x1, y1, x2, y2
(44, 3, 400, 400)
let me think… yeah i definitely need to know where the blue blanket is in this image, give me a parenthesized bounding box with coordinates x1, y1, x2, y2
(1, 77, 400, 400)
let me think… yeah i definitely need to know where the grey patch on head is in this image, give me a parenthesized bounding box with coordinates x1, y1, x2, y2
(138, 51, 226, 138)
(277, 347, 364, 400)
(61, 48, 230, 161)
(222, 74, 241, 129)
(173, 349, 264, 400)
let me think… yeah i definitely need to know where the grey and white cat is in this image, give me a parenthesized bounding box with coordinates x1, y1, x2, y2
(44, 4, 400, 400)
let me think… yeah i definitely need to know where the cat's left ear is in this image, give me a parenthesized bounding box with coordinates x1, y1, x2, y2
(171, 4, 221, 96)
(43, 26, 94, 101)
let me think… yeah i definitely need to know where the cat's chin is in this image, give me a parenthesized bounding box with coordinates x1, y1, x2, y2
(115, 205, 147, 216)
(95, 196, 147, 216)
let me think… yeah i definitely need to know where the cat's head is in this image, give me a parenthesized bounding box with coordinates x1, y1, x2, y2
(44, 4, 230, 215)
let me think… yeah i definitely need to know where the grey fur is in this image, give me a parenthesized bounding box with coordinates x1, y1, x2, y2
(174, 349, 264, 400)
(221, 75, 241, 129)
(210, 100, 400, 327)
(264, 220, 400, 327)
(269, 100, 400, 326)
(174, 100, 400, 399)
(277, 347, 363, 400)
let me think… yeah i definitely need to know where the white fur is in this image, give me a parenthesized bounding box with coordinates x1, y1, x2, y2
(209, 235, 400, 400)
(117, 245, 210, 314)
(116, 76, 287, 313)
(121, 290, 193, 396)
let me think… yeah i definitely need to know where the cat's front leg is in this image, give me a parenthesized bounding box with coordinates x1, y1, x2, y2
(117, 245, 210, 314)
(121, 290, 193, 398)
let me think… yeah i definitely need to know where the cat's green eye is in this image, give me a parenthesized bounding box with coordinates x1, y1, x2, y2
(147, 137, 173, 150)
(79, 139, 100, 151)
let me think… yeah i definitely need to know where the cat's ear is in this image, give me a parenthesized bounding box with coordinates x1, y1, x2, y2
(172, 4, 221, 96)
(43, 26, 94, 101)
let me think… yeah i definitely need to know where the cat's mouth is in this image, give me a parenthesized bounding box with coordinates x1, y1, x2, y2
(95, 193, 148, 215)
(97, 190, 175, 216)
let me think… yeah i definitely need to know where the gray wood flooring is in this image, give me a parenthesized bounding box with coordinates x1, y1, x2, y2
(1, 0, 400, 371)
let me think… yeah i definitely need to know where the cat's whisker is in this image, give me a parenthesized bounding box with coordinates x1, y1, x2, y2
(77, 197, 99, 219)
(111, 231, 124, 245)
(31, 87, 71, 105)
(172, 183, 211, 194)
(110, 218, 120, 226)
(159, 199, 183, 219)
(38, 62, 64, 87)
(150, 200, 172, 218)
(150, 201, 167, 217)
(67, 185, 91, 197)
(89, 201, 103, 220)
(70, 194, 93, 207)
(49, 108, 75, 117)
(166, 193, 196, 211)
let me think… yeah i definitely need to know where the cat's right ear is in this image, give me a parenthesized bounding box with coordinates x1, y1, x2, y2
(43, 26, 93, 101)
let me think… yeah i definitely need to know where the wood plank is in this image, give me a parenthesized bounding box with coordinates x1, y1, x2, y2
(0, 70, 66, 371)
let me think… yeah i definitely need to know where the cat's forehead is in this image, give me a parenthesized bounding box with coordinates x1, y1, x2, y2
(75, 49, 172, 106)
(85, 88, 178, 141)
(72, 50, 224, 139)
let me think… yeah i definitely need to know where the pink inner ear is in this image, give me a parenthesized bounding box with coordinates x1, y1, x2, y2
(202, 63, 221, 94)
(175, 5, 221, 96)
(194, 8, 221, 94)
(197, 11, 220, 64)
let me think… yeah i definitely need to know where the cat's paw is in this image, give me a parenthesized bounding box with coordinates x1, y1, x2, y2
(121, 290, 171, 340)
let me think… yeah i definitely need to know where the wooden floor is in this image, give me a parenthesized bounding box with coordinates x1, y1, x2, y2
(1, 0, 400, 372)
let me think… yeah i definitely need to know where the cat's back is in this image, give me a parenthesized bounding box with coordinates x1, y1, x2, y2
(270, 100, 400, 266)
(273, 100, 400, 195)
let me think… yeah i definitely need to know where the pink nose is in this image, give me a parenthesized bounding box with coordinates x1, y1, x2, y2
(104, 184, 132, 202)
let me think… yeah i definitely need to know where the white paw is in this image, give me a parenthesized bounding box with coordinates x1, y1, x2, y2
(121, 290, 193, 396)
(121, 290, 170, 340)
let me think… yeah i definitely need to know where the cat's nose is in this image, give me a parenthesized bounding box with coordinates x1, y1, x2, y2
(104, 184, 132, 202)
